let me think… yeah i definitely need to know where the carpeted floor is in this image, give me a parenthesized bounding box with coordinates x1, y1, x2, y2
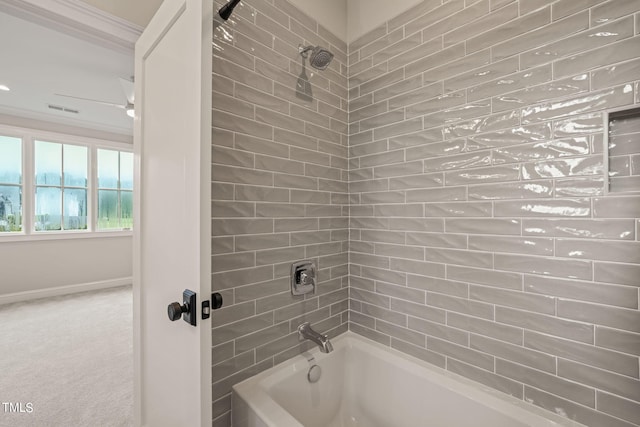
(0, 286, 133, 427)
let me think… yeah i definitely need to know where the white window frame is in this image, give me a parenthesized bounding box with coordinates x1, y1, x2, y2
(95, 146, 134, 231)
(0, 124, 133, 242)
(0, 130, 25, 234)
(33, 138, 90, 232)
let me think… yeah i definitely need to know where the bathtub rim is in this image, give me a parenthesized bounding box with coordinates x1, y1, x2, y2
(231, 330, 587, 427)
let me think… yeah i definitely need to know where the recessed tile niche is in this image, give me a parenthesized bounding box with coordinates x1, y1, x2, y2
(606, 107, 640, 193)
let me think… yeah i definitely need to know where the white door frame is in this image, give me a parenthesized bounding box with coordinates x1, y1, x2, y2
(133, 0, 212, 425)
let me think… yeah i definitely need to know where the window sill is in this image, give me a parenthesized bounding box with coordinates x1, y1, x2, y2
(0, 230, 133, 242)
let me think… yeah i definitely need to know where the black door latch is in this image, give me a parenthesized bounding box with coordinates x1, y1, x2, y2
(168, 291, 223, 325)
(201, 292, 223, 320)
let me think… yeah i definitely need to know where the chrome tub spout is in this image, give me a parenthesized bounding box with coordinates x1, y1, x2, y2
(298, 322, 333, 353)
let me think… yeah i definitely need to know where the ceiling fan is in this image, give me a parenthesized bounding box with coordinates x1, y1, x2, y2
(55, 77, 135, 118)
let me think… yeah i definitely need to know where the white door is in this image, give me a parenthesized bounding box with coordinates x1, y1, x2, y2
(133, 0, 212, 426)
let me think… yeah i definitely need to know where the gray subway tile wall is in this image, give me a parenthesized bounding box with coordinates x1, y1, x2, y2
(210, 0, 640, 426)
(348, 1, 640, 427)
(211, 1, 348, 425)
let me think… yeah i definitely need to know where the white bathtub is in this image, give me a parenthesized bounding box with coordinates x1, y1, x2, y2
(232, 332, 585, 427)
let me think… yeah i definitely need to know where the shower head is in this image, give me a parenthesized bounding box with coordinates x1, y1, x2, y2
(299, 45, 334, 71)
(218, 0, 241, 20)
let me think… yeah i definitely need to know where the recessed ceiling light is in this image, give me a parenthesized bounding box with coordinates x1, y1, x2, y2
(0, 85, 10, 91)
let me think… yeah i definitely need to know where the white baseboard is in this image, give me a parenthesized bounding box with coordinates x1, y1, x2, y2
(0, 278, 132, 305)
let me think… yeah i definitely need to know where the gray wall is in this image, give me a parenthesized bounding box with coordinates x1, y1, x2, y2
(210, 1, 349, 425)
(348, 1, 640, 427)
(210, 1, 640, 426)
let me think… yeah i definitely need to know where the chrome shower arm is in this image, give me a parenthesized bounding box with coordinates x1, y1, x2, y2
(298, 45, 313, 58)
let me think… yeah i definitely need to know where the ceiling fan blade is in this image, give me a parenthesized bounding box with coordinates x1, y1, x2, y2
(54, 93, 125, 109)
(119, 77, 135, 104)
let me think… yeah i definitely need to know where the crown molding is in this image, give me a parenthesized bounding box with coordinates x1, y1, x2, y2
(0, 0, 142, 53)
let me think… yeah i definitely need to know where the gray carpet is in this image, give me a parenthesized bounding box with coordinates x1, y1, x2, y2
(0, 286, 133, 427)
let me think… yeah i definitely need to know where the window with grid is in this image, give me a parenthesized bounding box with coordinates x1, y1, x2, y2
(0, 126, 133, 237)
(0, 135, 22, 233)
(97, 149, 133, 230)
(34, 140, 88, 231)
